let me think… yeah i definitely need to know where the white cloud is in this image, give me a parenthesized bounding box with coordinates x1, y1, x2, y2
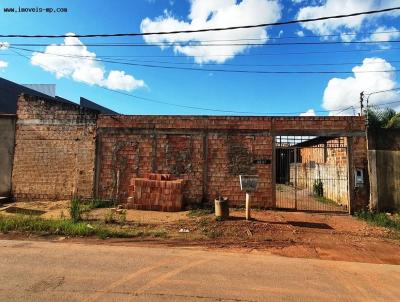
(323, 58, 399, 115)
(0, 60, 8, 69)
(297, 0, 400, 40)
(296, 30, 305, 37)
(292, 0, 323, 4)
(140, 0, 282, 63)
(364, 26, 400, 49)
(300, 109, 316, 116)
(31, 33, 145, 91)
(0, 41, 10, 50)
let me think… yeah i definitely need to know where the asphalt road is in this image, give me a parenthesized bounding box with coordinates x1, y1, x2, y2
(0, 239, 399, 302)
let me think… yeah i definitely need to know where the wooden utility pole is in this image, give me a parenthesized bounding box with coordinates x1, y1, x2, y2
(360, 91, 365, 116)
(245, 192, 251, 220)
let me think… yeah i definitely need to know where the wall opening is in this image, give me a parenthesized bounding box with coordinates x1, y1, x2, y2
(275, 136, 349, 213)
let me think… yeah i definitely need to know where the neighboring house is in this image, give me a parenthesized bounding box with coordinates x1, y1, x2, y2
(0, 77, 55, 114)
(0, 77, 116, 199)
(0, 77, 117, 114)
(80, 97, 118, 114)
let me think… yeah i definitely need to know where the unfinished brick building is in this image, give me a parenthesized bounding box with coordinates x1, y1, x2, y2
(11, 94, 368, 213)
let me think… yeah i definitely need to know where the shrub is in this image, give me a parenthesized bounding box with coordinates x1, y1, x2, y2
(118, 210, 127, 225)
(313, 179, 324, 197)
(355, 211, 400, 231)
(70, 198, 82, 223)
(86, 199, 113, 209)
(104, 210, 116, 224)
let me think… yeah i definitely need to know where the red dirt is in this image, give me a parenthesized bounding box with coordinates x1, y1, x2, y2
(1, 202, 400, 264)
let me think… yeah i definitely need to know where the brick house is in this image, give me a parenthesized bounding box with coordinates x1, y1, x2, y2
(8, 93, 369, 213)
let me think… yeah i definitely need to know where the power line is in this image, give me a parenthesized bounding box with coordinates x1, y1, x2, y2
(134, 29, 400, 42)
(329, 98, 400, 115)
(1, 7, 399, 38)
(366, 87, 400, 95)
(9, 47, 362, 115)
(3, 29, 400, 43)
(93, 47, 400, 58)
(6, 40, 400, 47)
(79, 88, 400, 115)
(336, 105, 356, 115)
(6, 44, 398, 59)
(337, 89, 400, 115)
(7, 46, 400, 68)
(59, 57, 400, 68)
(9, 47, 400, 115)
(10, 46, 400, 75)
(265, 29, 400, 40)
(13, 46, 397, 59)
(372, 99, 400, 107)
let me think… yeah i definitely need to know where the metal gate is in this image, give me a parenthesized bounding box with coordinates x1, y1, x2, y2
(275, 136, 349, 213)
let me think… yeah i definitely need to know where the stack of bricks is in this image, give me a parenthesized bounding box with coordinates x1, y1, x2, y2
(126, 173, 184, 212)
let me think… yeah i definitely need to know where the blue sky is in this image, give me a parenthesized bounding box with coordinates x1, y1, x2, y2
(0, 0, 399, 115)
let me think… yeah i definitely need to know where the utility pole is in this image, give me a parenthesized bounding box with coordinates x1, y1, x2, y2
(365, 94, 370, 127)
(360, 91, 364, 116)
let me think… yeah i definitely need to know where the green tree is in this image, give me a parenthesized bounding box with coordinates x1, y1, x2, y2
(366, 107, 400, 129)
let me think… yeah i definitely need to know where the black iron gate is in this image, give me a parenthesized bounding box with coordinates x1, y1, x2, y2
(275, 136, 349, 213)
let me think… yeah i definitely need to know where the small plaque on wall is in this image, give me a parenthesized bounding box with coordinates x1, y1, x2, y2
(253, 158, 271, 165)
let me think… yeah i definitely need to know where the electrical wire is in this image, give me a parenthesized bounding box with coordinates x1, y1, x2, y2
(6, 40, 400, 47)
(9, 47, 366, 115)
(366, 87, 400, 95)
(3, 29, 400, 43)
(8, 46, 400, 115)
(45, 56, 400, 68)
(5, 44, 398, 59)
(1, 7, 399, 38)
(11, 52, 398, 67)
(9, 46, 400, 75)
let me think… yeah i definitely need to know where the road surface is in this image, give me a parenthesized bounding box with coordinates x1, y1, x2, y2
(0, 239, 399, 301)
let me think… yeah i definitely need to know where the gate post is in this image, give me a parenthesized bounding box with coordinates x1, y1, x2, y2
(347, 137, 355, 214)
(272, 135, 276, 208)
(294, 147, 298, 209)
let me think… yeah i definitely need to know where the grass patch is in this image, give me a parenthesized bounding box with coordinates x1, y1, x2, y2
(0, 214, 167, 239)
(314, 196, 340, 207)
(355, 211, 400, 231)
(204, 228, 223, 239)
(195, 217, 223, 238)
(188, 208, 214, 217)
(70, 197, 116, 222)
(83, 198, 114, 210)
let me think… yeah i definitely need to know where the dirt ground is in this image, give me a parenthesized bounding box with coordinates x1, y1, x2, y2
(1, 200, 400, 265)
(276, 184, 347, 212)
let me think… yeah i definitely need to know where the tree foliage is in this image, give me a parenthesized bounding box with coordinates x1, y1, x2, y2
(366, 107, 400, 129)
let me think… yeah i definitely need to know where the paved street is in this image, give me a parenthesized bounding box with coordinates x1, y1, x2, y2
(0, 239, 399, 301)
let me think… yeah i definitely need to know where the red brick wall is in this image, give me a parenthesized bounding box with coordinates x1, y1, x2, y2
(97, 115, 366, 208)
(300, 138, 347, 165)
(12, 94, 97, 200)
(11, 96, 368, 210)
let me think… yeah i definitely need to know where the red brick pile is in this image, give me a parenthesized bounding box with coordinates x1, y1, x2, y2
(126, 173, 184, 212)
